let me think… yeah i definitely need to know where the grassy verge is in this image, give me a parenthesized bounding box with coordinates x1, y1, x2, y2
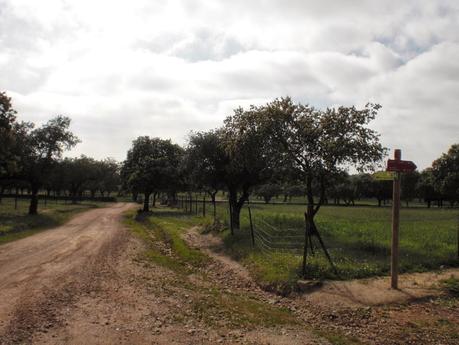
(124, 208, 210, 273)
(0, 197, 104, 245)
(123, 207, 298, 328)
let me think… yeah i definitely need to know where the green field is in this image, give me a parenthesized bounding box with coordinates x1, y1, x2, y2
(0, 197, 104, 245)
(174, 200, 459, 292)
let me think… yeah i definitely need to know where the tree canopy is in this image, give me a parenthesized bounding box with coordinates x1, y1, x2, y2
(122, 136, 183, 212)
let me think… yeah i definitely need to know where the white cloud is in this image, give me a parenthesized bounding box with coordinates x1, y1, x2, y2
(0, 0, 458, 168)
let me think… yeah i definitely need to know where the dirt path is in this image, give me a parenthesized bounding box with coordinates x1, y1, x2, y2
(0, 205, 327, 345)
(2, 205, 457, 345)
(0, 203, 136, 344)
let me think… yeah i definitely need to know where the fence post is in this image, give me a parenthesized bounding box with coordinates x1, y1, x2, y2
(391, 149, 402, 289)
(189, 195, 193, 214)
(248, 199, 255, 247)
(195, 195, 198, 215)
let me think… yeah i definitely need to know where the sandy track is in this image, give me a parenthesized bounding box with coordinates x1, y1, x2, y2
(0, 203, 135, 344)
(0, 204, 326, 345)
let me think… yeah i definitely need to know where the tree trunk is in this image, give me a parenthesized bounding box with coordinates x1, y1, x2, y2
(209, 191, 217, 221)
(153, 193, 158, 207)
(0, 185, 4, 204)
(72, 189, 78, 204)
(143, 192, 150, 212)
(228, 188, 248, 232)
(302, 175, 316, 277)
(29, 185, 39, 215)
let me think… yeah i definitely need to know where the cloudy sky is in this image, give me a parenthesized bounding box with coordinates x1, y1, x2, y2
(1, 0, 458, 169)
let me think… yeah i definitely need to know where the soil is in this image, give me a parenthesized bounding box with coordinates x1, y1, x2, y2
(1, 204, 457, 345)
(0, 204, 325, 345)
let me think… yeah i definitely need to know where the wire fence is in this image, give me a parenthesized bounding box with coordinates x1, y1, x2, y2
(252, 218, 304, 255)
(176, 195, 306, 257)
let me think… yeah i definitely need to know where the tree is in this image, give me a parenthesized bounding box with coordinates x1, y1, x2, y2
(255, 183, 283, 204)
(221, 107, 274, 232)
(19, 116, 79, 214)
(417, 168, 440, 208)
(84, 158, 120, 198)
(98, 158, 120, 197)
(282, 184, 306, 202)
(432, 143, 459, 206)
(401, 171, 420, 206)
(61, 156, 97, 203)
(0, 92, 31, 181)
(122, 137, 183, 212)
(258, 97, 385, 276)
(370, 179, 393, 207)
(185, 130, 226, 219)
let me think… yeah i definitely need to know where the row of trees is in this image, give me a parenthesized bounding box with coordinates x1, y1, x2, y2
(121, 97, 386, 233)
(122, 97, 458, 232)
(0, 91, 121, 214)
(253, 154, 459, 209)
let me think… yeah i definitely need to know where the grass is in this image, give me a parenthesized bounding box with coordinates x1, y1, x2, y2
(440, 275, 459, 296)
(192, 287, 296, 328)
(0, 197, 103, 245)
(205, 201, 459, 290)
(124, 208, 210, 273)
(123, 207, 297, 328)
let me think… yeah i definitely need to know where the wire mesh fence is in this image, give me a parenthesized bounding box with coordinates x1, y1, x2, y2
(252, 218, 304, 255)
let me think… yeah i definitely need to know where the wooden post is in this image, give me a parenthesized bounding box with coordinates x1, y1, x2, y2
(189, 195, 193, 214)
(248, 199, 255, 247)
(203, 196, 206, 217)
(195, 195, 198, 215)
(391, 149, 401, 289)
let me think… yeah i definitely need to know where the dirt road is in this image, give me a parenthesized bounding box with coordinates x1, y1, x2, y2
(0, 204, 325, 345)
(2, 204, 457, 345)
(0, 203, 137, 344)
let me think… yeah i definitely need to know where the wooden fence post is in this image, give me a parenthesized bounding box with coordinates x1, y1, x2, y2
(391, 149, 401, 289)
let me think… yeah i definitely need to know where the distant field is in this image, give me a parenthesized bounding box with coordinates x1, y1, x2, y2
(0, 197, 104, 245)
(174, 200, 459, 290)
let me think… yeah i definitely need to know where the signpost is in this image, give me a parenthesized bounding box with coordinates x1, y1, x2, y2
(386, 149, 416, 289)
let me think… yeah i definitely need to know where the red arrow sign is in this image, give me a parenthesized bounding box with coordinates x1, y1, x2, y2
(386, 159, 417, 172)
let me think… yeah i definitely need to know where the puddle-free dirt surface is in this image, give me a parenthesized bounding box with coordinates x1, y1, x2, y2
(1, 205, 458, 345)
(0, 205, 326, 345)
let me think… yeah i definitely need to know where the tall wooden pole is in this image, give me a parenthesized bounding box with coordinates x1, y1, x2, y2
(391, 149, 401, 289)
